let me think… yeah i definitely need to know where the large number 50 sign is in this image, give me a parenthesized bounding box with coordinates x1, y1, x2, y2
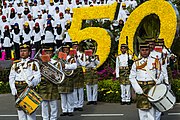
(69, 0, 177, 68)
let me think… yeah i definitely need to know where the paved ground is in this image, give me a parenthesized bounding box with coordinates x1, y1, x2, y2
(0, 94, 179, 120)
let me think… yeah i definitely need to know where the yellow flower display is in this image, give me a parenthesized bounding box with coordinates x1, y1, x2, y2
(119, 0, 177, 55)
(69, 3, 118, 67)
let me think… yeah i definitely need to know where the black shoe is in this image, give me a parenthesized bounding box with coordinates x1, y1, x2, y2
(86, 101, 92, 105)
(121, 102, 125, 105)
(78, 108, 83, 111)
(60, 113, 68, 116)
(93, 101, 97, 105)
(68, 113, 74, 116)
(127, 102, 131, 105)
(74, 108, 78, 111)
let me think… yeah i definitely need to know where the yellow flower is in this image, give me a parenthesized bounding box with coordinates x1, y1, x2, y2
(119, 0, 177, 55)
(69, 3, 118, 68)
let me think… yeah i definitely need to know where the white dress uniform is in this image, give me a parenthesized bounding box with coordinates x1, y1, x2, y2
(60, 55, 77, 113)
(85, 56, 100, 102)
(149, 49, 168, 120)
(73, 51, 86, 109)
(116, 53, 132, 103)
(9, 57, 41, 120)
(129, 56, 164, 120)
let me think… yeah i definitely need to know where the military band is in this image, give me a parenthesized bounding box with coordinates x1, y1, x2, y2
(8, 35, 175, 120)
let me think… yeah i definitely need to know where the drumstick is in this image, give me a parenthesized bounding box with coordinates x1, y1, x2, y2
(143, 93, 154, 100)
(151, 85, 157, 96)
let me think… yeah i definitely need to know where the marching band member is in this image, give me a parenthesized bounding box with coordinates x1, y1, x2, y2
(9, 44, 41, 120)
(84, 46, 100, 105)
(129, 43, 163, 120)
(38, 46, 59, 120)
(58, 44, 77, 116)
(116, 44, 132, 105)
(145, 38, 168, 120)
(72, 41, 86, 111)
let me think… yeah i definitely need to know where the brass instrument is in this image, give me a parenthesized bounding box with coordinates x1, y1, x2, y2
(34, 50, 65, 84)
(56, 47, 74, 77)
(60, 57, 74, 77)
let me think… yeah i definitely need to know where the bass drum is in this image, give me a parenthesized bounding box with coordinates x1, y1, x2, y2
(148, 84, 176, 112)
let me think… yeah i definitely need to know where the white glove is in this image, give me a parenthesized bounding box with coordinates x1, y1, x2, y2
(0, 43, 2, 48)
(12, 42, 14, 45)
(136, 89, 143, 95)
(11, 88, 17, 96)
(27, 81, 33, 87)
(54, 40, 56, 44)
(164, 79, 169, 85)
(156, 79, 162, 85)
(30, 40, 33, 44)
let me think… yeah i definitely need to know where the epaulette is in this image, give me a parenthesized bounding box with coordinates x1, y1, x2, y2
(13, 60, 21, 64)
(134, 57, 142, 62)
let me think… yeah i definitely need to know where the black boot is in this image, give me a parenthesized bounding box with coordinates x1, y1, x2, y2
(68, 112, 74, 116)
(86, 101, 92, 105)
(60, 112, 68, 116)
(93, 101, 97, 105)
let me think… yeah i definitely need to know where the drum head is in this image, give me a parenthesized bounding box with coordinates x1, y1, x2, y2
(148, 84, 167, 102)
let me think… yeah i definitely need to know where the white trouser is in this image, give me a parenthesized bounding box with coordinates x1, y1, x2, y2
(120, 84, 131, 102)
(86, 84, 98, 102)
(17, 110, 36, 120)
(138, 107, 155, 120)
(41, 100, 58, 120)
(73, 88, 84, 108)
(155, 109, 161, 120)
(60, 93, 74, 113)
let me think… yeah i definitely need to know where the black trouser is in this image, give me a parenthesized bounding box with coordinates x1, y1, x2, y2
(4, 47, 11, 60)
(33, 41, 41, 53)
(56, 40, 63, 49)
(14, 42, 20, 60)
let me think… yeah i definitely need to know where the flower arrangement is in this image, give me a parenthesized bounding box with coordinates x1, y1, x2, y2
(119, 0, 177, 55)
(68, 2, 118, 67)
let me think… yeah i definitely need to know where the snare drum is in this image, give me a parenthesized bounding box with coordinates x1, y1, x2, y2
(148, 84, 176, 112)
(16, 87, 43, 115)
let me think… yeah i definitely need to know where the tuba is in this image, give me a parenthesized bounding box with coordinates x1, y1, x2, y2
(34, 50, 65, 84)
